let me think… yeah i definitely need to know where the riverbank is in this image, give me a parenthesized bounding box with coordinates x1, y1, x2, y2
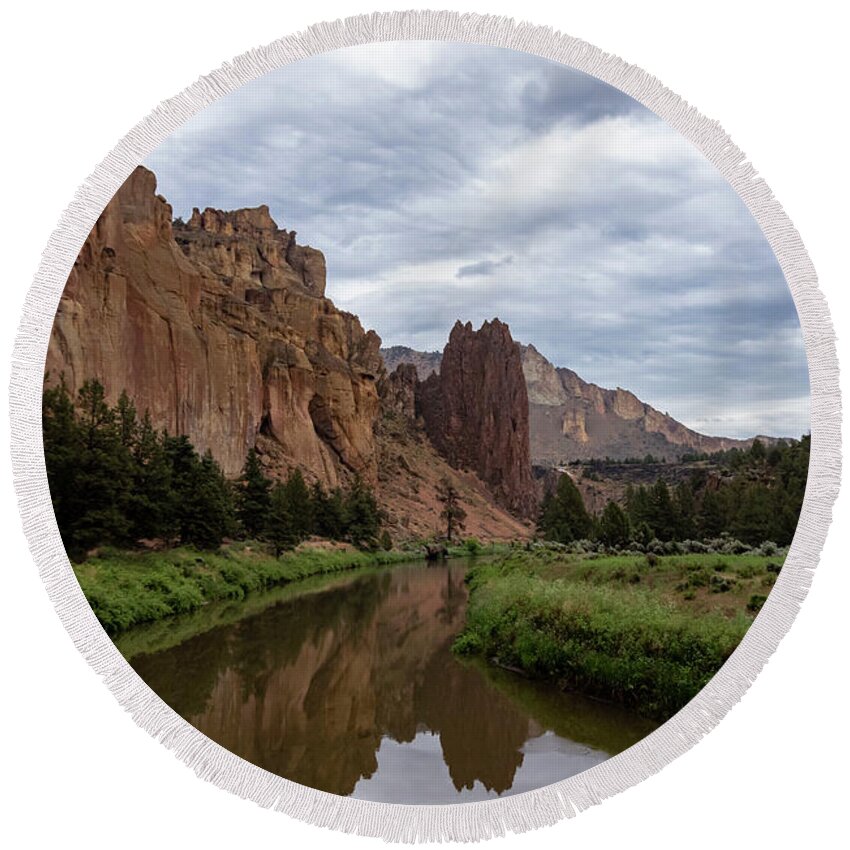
(453, 548, 782, 720)
(74, 540, 508, 636)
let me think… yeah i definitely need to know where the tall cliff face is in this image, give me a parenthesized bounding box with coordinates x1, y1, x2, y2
(375, 361, 531, 540)
(417, 320, 537, 518)
(47, 166, 382, 484)
(521, 344, 754, 464)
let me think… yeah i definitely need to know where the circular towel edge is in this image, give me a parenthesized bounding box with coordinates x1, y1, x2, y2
(8, 9, 842, 843)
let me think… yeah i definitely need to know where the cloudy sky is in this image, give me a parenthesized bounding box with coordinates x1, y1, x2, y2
(145, 42, 809, 439)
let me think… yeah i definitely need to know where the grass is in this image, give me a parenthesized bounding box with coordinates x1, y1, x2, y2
(113, 563, 394, 659)
(446, 539, 511, 558)
(453, 549, 782, 720)
(73, 543, 418, 635)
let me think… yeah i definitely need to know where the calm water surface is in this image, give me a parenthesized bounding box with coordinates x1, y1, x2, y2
(128, 560, 657, 803)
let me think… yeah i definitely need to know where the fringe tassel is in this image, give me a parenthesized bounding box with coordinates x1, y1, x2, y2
(8, 10, 841, 843)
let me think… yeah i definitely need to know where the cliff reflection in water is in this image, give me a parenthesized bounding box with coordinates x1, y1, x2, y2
(130, 562, 656, 803)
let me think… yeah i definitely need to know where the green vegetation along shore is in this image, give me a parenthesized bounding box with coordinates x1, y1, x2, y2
(76, 544, 416, 635)
(76, 540, 505, 636)
(454, 546, 783, 720)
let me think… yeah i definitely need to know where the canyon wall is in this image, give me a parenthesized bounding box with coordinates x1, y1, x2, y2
(382, 346, 442, 381)
(47, 166, 382, 485)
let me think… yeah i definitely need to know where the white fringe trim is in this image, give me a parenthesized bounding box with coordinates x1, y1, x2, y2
(8, 9, 841, 843)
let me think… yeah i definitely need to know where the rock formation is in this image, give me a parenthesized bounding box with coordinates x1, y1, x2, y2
(520, 344, 757, 464)
(381, 346, 442, 381)
(377, 363, 419, 421)
(47, 165, 381, 485)
(416, 320, 537, 518)
(383, 342, 760, 465)
(47, 166, 532, 541)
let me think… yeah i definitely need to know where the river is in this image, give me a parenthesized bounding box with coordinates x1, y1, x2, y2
(127, 558, 657, 804)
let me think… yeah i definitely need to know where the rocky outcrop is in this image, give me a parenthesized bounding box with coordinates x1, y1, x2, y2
(47, 166, 381, 485)
(176, 205, 327, 298)
(417, 320, 537, 518)
(383, 341, 761, 465)
(375, 362, 531, 541)
(520, 344, 755, 464)
(378, 363, 419, 421)
(381, 346, 442, 381)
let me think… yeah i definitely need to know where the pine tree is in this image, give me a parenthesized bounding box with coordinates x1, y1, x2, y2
(129, 412, 174, 541)
(699, 489, 726, 538)
(436, 478, 467, 542)
(115, 390, 138, 449)
(625, 484, 652, 531)
(647, 479, 674, 540)
(731, 482, 773, 545)
(267, 481, 297, 556)
(180, 450, 235, 549)
(673, 481, 697, 540)
(538, 474, 592, 543)
(236, 448, 272, 539)
(309, 482, 329, 536)
(325, 487, 347, 539)
(42, 375, 82, 546)
(344, 476, 381, 550)
(749, 438, 766, 463)
(283, 469, 312, 542)
(598, 500, 631, 548)
(309, 481, 347, 540)
(164, 436, 234, 549)
(70, 380, 134, 554)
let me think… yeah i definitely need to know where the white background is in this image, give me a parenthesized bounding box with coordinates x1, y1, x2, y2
(1, 2, 847, 847)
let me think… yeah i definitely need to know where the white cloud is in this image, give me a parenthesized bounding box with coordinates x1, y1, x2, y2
(326, 41, 450, 89)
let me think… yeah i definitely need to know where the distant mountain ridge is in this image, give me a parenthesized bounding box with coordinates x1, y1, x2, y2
(381, 342, 762, 466)
(382, 346, 442, 381)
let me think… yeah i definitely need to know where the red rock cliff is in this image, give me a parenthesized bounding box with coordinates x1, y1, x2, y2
(46, 166, 382, 484)
(417, 320, 537, 518)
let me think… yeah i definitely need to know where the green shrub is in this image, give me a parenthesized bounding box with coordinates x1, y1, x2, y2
(464, 537, 482, 555)
(747, 594, 768, 613)
(710, 575, 736, 593)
